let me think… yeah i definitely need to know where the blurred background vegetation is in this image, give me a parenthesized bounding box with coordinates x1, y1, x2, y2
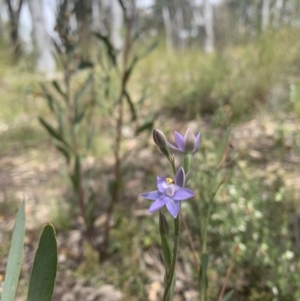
(1, 0, 300, 300)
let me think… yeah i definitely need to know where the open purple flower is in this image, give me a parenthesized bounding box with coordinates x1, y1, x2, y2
(167, 128, 201, 154)
(141, 167, 195, 218)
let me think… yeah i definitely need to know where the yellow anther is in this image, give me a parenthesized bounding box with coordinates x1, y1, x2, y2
(166, 178, 174, 184)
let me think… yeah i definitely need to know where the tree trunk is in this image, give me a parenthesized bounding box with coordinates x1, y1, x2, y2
(162, 4, 173, 51)
(175, 0, 185, 50)
(110, 0, 123, 50)
(273, 0, 284, 28)
(203, 0, 214, 53)
(6, 0, 23, 57)
(262, 0, 271, 30)
(0, 0, 4, 36)
(190, 0, 203, 38)
(92, 0, 101, 31)
(27, 0, 56, 73)
(74, 0, 92, 57)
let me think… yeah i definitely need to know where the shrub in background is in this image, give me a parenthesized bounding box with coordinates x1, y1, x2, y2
(39, 0, 157, 261)
(140, 29, 300, 122)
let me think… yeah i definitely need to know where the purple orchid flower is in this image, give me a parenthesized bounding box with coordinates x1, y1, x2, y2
(167, 128, 201, 154)
(141, 167, 195, 218)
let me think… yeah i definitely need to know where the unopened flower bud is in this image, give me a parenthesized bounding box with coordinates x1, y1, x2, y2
(153, 129, 167, 148)
(153, 129, 174, 164)
(167, 128, 201, 154)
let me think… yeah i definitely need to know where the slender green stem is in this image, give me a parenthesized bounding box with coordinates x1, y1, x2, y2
(163, 216, 180, 301)
(171, 160, 176, 175)
(200, 175, 225, 301)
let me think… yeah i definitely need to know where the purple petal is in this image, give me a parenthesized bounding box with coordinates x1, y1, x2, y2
(141, 190, 162, 200)
(174, 131, 185, 151)
(166, 200, 181, 218)
(173, 188, 195, 201)
(166, 142, 183, 153)
(149, 196, 170, 213)
(157, 176, 167, 193)
(175, 167, 185, 187)
(193, 133, 201, 152)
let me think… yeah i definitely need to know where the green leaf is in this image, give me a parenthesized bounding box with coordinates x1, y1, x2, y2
(159, 212, 172, 271)
(74, 108, 87, 125)
(124, 90, 137, 121)
(1, 201, 25, 301)
(55, 145, 70, 164)
(135, 121, 153, 134)
(40, 84, 56, 113)
(123, 56, 138, 84)
(163, 272, 176, 301)
(135, 112, 155, 135)
(78, 60, 93, 70)
(199, 253, 209, 290)
(27, 224, 57, 301)
(52, 80, 66, 98)
(221, 290, 234, 301)
(93, 33, 116, 66)
(39, 117, 68, 147)
(70, 155, 81, 189)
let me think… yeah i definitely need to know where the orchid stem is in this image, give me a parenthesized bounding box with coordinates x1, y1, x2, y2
(171, 160, 176, 175)
(163, 216, 180, 301)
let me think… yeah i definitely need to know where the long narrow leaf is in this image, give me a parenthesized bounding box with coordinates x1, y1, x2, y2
(93, 33, 116, 66)
(123, 56, 138, 84)
(70, 155, 81, 189)
(74, 109, 87, 125)
(159, 212, 172, 270)
(124, 90, 137, 121)
(135, 112, 155, 135)
(55, 145, 71, 164)
(1, 201, 25, 301)
(39, 117, 62, 141)
(27, 224, 57, 301)
(77, 60, 93, 70)
(52, 81, 66, 98)
(40, 84, 56, 113)
(221, 290, 234, 301)
(39, 117, 69, 148)
(199, 253, 209, 289)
